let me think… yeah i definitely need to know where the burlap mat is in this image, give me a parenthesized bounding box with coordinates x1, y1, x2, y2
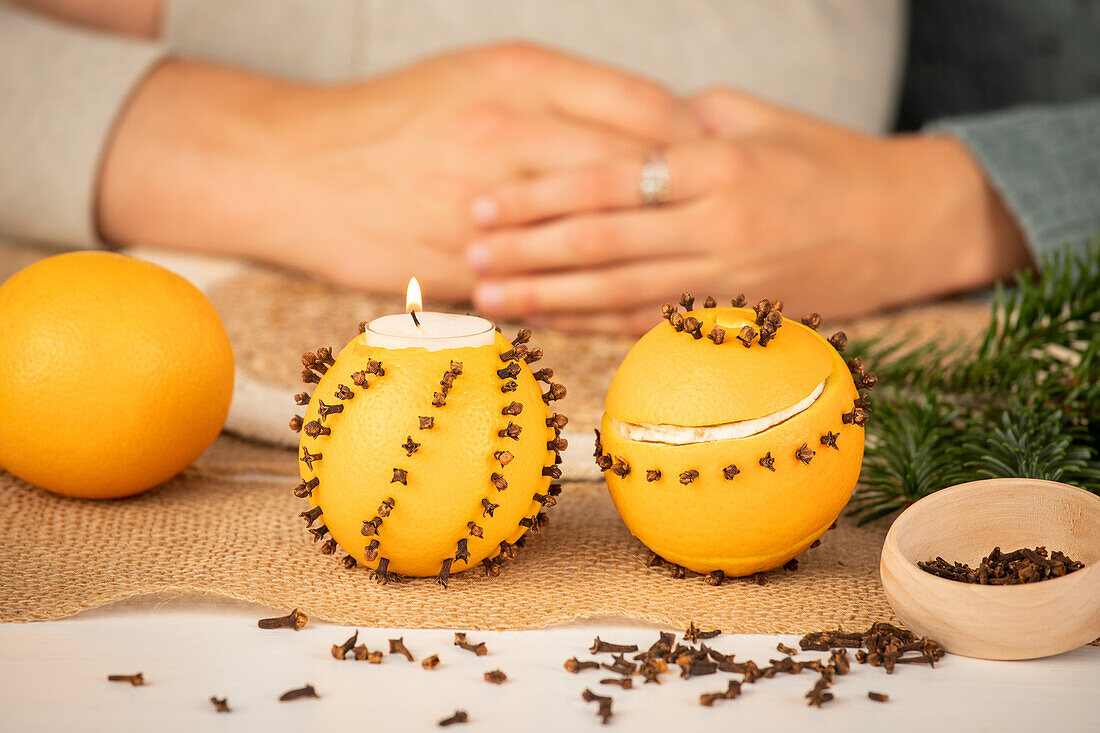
(0, 437, 895, 630)
(1, 242, 994, 629)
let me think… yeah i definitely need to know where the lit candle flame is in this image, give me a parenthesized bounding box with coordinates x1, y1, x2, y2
(406, 277, 423, 314)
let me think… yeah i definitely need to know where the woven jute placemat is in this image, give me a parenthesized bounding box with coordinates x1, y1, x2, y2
(0, 436, 896, 630)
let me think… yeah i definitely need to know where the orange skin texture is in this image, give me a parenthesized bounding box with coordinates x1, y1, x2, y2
(299, 332, 555, 577)
(601, 308, 863, 575)
(0, 252, 234, 498)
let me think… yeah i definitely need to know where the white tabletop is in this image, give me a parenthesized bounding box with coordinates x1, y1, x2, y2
(1, 596, 1097, 732)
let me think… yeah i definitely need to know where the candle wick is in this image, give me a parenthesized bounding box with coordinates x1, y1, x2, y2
(410, 310, 421, 328)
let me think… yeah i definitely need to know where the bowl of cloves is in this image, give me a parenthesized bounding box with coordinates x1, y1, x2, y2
(880, 477, 1100, 660)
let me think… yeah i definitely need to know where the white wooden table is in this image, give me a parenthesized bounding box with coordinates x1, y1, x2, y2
(1, 596, 1096, 732)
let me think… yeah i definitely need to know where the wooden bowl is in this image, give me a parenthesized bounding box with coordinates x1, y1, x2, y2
(880, 477, 1100, 660)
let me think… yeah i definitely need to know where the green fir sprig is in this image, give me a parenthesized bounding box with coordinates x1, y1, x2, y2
(849, 240, 1100, 524)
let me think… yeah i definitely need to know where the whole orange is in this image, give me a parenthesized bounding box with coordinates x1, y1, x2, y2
(0, 252, 234, 498)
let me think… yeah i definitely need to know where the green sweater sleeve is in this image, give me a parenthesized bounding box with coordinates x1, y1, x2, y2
(927, 99, 1100, 263)
(0, 5, 166, 248)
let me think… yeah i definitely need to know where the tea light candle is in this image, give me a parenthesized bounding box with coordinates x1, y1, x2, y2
(364, 278, 495, 351)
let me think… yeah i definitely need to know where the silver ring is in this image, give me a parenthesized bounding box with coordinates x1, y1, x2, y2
(639, 153, 670, 206)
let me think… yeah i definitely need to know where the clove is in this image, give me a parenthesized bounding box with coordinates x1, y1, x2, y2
(565, 657, 601, 673)
(294, 392, 310, 405)
(646, 469, 662, 482)
(759, 452, 776, 471)
(364, 539, 379, 561)
(438, 710, 469, 727)
(679, 469, 699, 485)
(210, 697, 230, 713)
(107, 673, 144, 686)
(436, 558, 453, 588)
(299, 506, 323, 527)
(685, 622, 721, 642)
(289, 415, 304, 432)
(801, 313, 822, 330)
(361, 517, 382, 536)
(736, 325, 756, 347)
(331, 630, 359, 660)
(723, 464, 740, 479)
(707, 326, 725, 344)
(483, 670, 507, 685)
(419, 416, 434, 429)
(294, 477, 319, 498)
(795, 443, 816, 464)
(481, 498, 499, 517)
(300, 447, 322, 470)
(422, 654, 440, 670)
(501, 402, 523, 416)
(317, 400, 343, 420)
(279, 684, 319, 702)
(542, 383, 567, 403)
(454, 633, 488, 656)
(498, 422, 522, 440)
(524, 347, 544, 364)
(388, 637, 414, 662)
(391, 468, 408, 484)
(705, 570, 725, 586)
(731, 293, 748, 307)
(590, 638, 639, 654)
(303, 420, 330, 437)
(842, 408, 869, 427)
(402, 436, 420, 456)
(581, 689, 614, 725)
(454, 539, 470, 563)
(378, 497, 395, 517)
(466, 522, 484, 538)
(601, 677, 633, 689)
(820, 431, 840, 449)
(679, 292, 695, 310)
(828, 331, 847, 352)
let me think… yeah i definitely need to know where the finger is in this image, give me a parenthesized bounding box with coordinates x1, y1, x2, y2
(474, 42, 701, 143)
(540, 305, 666, 336)
(472, 256, 715, 319)
(473, 138, 749, 228)
(505, 112, 650, 174)
(467, 205, 701, 276)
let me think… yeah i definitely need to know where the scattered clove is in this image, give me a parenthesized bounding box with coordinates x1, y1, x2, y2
(484, 670, 508, 685)
(684, 621, 721, 642)
(601, 677, 633, 689)
(868, 691, 889, 702)
(279, 684, 319, 702)
(331, 630, 359, 660)
(777, 643, 798, 656)
(581, 689, 614, 725)
(565, 657, 601, 673)
(438, 710, 469, 727)
(388, 637, 414, 662)
(210, 697, 230, 713)
(454, 633, 488, 656)
(422, 654, 440, 670)
(258, 608, 308, 631)
(107, 673, 144, 686)
(590, 638, 639, 654)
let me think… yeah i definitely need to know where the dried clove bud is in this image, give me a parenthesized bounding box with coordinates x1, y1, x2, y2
(321, 539, 337, 555)
(828, 331, 847, 352)
(533, 492, 556, 507)
(361, 517, 382, 536)
(289, 415, 304, 432)
(685, 621, 721, 642)
(758, 323, 777, 347)
(304, 420, 330, 437)
(482, 557, 501, 577)
(402, 436, 420, 456)
(498, 344, 528, 362)
(351, 371, 369, 387)
(661, 302, 677, 320)
(334, 384, 354, 401)
(679, 470, 699, 485)
(777, 643, 798, 656)
(856, 371, 879, 390)
(364, 539, 379, 561)
(294, 477, 319, 498)
(565, 657, 601, 673)
(547, 436, 568, 452)
(363, 359, 385, 375)
(723, 464, 740, 479)
(377, 497, 395, 517)
(294, 392, 311, 405)
(432, 392, 447, 407)
(437, 558, 453, 588)
(210, 696, 230, 713)
(610, 457, 631, 478)
(737, 325, 756, 347)
(669, 312, 685, 331)
(543, 465, 562, 479)
(784, 558, 799, 572)
(466, 522, 484, 538)
(596, 454, 613, 471)
(438, 710, 468, 727)
(389, 637, 414, 662)
(419, 416, 434, 430)
(440, 371, 456, 389)
(454, 633, 488, 656)
(484, 670, 507, 685)
(279, 684, 319, 702)
(868, 691, 889, 703)
(795, 444, 816, 464)
(581, 689, 614, 725)
(299, 506, 323, 527)
(601, 677, 633, 689)
(512, 328, 532, 345)
(820, 431, 839, 449)
(501, 402, 523, 416)
(841, 408, 869, 427)
(801, 313, 822, 330)
(705, 570, 725, 586)
(646, 552, 665, 568)
(493, 450, 514, 466)
(731, 293, 748, 307)
(759, 452, 776, 471)
(498, 422, 522, 440)
(421, 654, 440, 670)
(753, 299, 773, 326)
(331, 630, 359, 660)
(590, 638, 640, 654)
(300, 448, 322, 470)
(547, 413, 568, 429)
(391, 468, 408, 484)
(351, 644, 382, 662)
(523, 347, 543, 365)
(703, 295, 718, 308)
(480, 498, 499, 518)
(683, 316, 703, 339)
(308, 524, 329, 542)
(453, 538, 471, 563)
(679, 292, 695, 310)
(449, 360, 463, 375)
(317, 401, 344, 420)
(490, 472, 508, 491)
(498, 540, 518, 559)
(707, 326, 726, 344)
(300, 369, 321, 384)
(107, 673, 145, 686)
(341, 555, 357, 569)
(532, 367, 554, 383)
(496, 362, 521, 379)
(646, 469, 662, 482)
(542, 383, 567, 403)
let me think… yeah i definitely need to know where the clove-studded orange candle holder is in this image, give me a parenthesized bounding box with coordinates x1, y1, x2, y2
(595, 293, 876, 578)
(290, 279, 567, 585)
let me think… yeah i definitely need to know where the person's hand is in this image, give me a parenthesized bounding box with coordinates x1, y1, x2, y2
(97, 43, 699, 299)
(465, 87, 1031, 331)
